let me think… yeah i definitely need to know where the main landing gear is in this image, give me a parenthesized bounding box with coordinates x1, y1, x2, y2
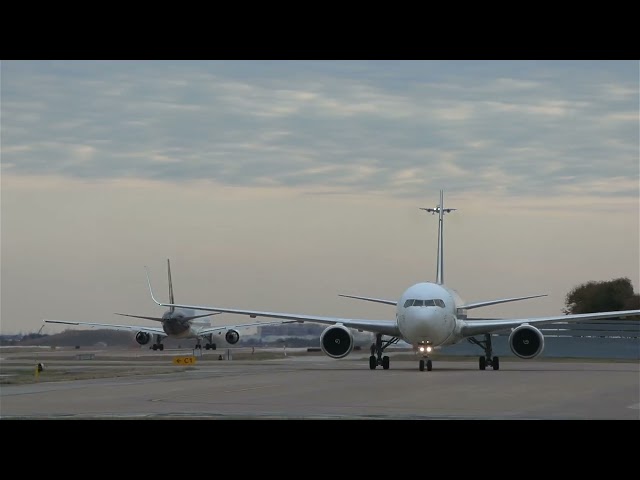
(468, 334, 500, 370)
(203, 334, 217, 350)
(150, 335, 164, 351)
(194, 335, 217, 350)
(369, 333, 399, 370)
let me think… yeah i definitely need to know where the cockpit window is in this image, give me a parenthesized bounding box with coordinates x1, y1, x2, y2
(404, 298, 446, 308)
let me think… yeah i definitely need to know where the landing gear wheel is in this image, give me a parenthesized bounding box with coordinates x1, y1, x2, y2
(382, 356, 390, 370)
(469, 334, 496, 372)
(369, 355, 377, 370)
(419, 359, 425, 371)
(368, 334, 400, 371)
(426, 359, 432, 371)
(151, 344, 157, 351)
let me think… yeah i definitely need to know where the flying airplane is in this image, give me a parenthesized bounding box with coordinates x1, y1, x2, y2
(420, 205, 456, 215)
(44, 259, 292, 351)
(142, 191, 640, 371)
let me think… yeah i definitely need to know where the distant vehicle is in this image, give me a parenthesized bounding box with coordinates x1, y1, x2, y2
(143, 190, 640, 371)
(44, 259, 291, 351)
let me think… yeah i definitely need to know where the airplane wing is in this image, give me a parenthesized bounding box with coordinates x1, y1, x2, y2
(158, 305, 399, 336)
(197, 320, 304, 336)
(113, 312, 221, 322)
(43, 319, 166, 335)
(420, 208, 456, 213)
(459, 294, 547, 310)
(460, 310, 640, 336)
(145, 268, 400, 336)
(338, 294, 397, 306)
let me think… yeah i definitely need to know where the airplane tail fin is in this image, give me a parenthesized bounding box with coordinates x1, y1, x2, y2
(436, 190, 444, 285)
(167, 259, 175, 314)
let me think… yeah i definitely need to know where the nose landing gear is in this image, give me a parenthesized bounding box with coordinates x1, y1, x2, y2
(418, 344, 433, 371)
(419, 358, 432, 371)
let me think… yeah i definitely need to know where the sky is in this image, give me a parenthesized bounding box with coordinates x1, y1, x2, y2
(1, 60, 638, 336)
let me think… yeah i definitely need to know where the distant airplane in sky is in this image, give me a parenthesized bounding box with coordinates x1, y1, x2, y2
(419, 205, 456, 215)
(44, 259, 290, 351)
(143, 190, 640, 371)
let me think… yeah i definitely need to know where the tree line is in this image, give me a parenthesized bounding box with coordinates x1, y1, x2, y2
(563, 277, 639, 317)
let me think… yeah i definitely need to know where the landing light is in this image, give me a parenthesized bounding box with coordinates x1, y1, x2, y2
(426, 346, 432, 353)
(419, 346, 425, 352)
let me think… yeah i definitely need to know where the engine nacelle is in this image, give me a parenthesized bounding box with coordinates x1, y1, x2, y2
(320, 325, 354, 359)
(225, 329, 240, 345)
(135, 331, 152, 346)
(509, 324, 544, 359)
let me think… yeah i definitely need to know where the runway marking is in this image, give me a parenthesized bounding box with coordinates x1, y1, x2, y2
(628, 403, 640, 410)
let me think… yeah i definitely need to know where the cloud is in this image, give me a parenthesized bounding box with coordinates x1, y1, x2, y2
(1, 60, 637, 202)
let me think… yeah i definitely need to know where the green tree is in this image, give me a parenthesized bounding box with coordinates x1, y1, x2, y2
(564, 277, 638, 316)
(623, 293, 640, 310)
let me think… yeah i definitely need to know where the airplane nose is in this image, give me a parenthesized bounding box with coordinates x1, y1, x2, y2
(403, 308, 444, 340)
(414, 308, 441, 324)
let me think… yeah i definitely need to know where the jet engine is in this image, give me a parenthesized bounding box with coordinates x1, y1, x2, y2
(509, 324, 544, 359)
(135, 331, 152, 346)
(225, 329, 240, 345)
(320, 325, 354, 359)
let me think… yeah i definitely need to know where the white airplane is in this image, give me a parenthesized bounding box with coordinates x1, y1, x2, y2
(44, 259, 291, 351)
(143, 191, 640, 371)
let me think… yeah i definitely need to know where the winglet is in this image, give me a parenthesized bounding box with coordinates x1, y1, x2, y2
(145, 266, 165, 307)
(167, 259, 175, 313)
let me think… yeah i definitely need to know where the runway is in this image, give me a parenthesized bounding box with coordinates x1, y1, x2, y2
(1, 348, 638, 419)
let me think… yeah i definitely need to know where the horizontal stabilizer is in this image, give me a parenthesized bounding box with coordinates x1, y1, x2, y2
(114, 312, 221, 322)
(43, 319, 165, 335)
(338, 294, 397, 306)
(459, 294, 547, 310)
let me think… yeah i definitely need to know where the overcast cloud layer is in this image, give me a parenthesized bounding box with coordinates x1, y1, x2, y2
(3, 60, 638, 199)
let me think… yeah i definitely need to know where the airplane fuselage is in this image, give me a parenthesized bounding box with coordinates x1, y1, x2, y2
(161, 309, 210, 339)
(395, 282, 465, 348)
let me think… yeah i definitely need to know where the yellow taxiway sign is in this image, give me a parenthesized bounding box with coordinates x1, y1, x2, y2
(172, 356, 196, 365)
